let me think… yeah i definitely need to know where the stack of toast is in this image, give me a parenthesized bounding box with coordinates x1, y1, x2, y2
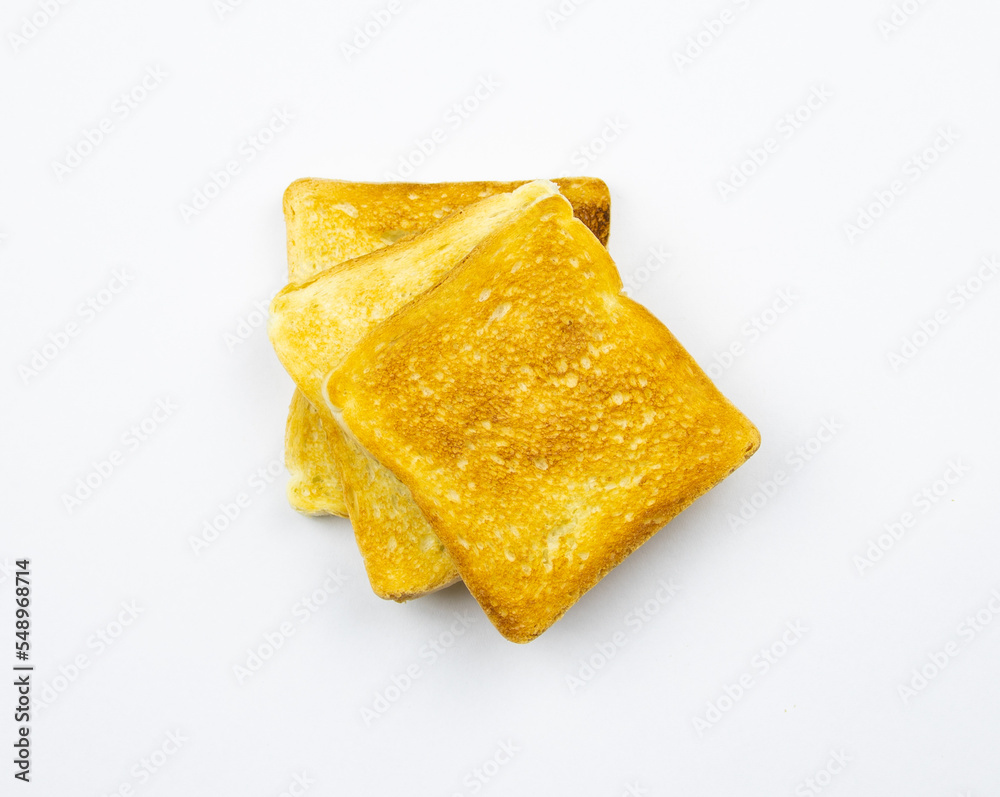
(269, 177, 759, 643)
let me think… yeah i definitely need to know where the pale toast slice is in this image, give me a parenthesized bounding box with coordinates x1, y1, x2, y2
(284, 391, 347, 516)
(282, 177, 612, 516)
(325, 192, 760, 641)
(271, 181, 566, 599)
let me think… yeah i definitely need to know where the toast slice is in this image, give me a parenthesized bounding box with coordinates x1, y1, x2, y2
(282, 177, 612, 516)
(271, 181, 568, 599)
(324, 191, 760, 642)
(284, 391, 348, 516)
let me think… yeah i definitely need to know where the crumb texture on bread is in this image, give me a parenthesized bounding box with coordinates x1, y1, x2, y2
(327, 194, 759, 642)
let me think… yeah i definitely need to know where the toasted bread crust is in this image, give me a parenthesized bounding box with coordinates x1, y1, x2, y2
(327, 192, 760, 642)
(281, 177, 612, 516)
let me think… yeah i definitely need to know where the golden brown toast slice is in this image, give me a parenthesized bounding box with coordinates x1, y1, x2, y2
(271, 181, 568, 599)
(324, 191, 760, 641)
(282, 177, 612, 516)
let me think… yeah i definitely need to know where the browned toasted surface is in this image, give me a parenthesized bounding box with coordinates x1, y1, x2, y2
(281, 177, 611, 516)
(326, 193, 760, 642)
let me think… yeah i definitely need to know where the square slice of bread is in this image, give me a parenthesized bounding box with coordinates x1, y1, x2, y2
(282, 177, 612, 517)
(324, 191, 760, 641)
(272, 181, 571, 599)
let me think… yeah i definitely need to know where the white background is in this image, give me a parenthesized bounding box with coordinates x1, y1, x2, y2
(2, 0, 999, 794)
